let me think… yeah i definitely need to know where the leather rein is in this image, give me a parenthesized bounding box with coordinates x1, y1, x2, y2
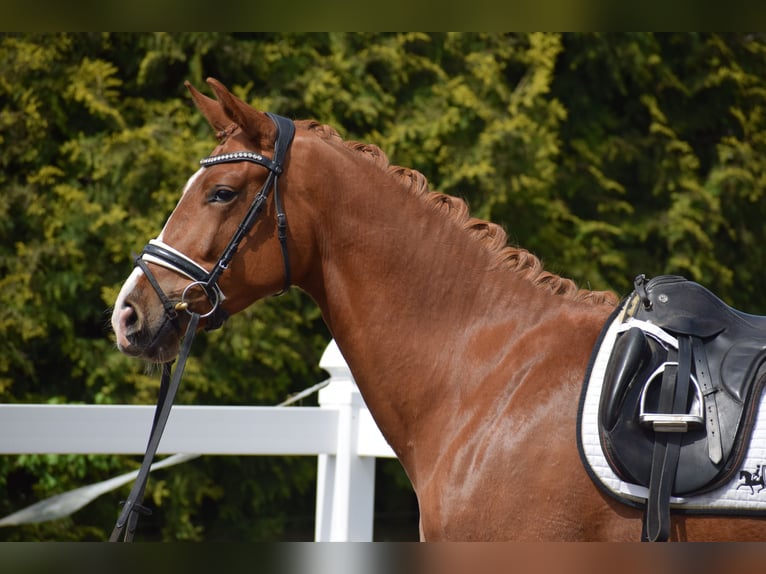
(109, 113, 296, 542)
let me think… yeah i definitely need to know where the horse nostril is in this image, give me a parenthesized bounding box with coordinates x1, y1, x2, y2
(120, 303, 140, 332)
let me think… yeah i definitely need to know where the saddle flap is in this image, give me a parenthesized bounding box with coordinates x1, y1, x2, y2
(721, 342, 766, 403)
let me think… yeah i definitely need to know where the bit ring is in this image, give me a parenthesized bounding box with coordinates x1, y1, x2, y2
(178, 281, 220, 319)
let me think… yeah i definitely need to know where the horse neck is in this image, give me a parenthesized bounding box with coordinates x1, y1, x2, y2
(300, 166, 504, 354)
(293, 137, 612, 471)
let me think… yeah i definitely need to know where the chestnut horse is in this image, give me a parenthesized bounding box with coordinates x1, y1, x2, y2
(111, 78, 766, 540)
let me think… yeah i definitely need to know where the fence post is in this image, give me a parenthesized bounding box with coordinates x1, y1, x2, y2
(314, 340, 377, 542)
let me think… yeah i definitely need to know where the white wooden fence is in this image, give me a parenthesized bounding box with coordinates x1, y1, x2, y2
(0, 340, 398, 541)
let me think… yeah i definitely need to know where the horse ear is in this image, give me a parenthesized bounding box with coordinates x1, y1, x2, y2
(205, 77, 275, 144)
(185, 80, 230, 133)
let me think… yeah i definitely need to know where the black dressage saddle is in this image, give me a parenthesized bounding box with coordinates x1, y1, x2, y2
(598, 274, 766, 540)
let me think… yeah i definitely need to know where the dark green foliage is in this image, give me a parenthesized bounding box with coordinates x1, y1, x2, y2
(2, 33, 765, 540)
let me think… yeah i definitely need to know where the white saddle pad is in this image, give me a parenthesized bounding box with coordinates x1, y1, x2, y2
(578, 301, 766, 513)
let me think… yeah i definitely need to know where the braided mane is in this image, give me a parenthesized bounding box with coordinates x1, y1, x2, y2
(299, 120, 617, 306)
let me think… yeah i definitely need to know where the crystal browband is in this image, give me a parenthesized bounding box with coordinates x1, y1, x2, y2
(199, 151, 266, 167)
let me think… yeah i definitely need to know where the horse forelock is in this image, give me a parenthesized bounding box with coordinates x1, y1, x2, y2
(298, 120, 617, 306)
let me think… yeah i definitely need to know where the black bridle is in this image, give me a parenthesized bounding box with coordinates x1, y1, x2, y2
(138, 112, 296, 331)
(109, 113, 295, 542)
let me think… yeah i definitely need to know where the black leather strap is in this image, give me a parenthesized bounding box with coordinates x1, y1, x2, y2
(134, 254, 179, 330)
(642, 357, 677, 542)
(642, 336, 692, 542)
(692, 337, 723, 464)
(273, 176, 291, 295)
(109, 311, 200, 542)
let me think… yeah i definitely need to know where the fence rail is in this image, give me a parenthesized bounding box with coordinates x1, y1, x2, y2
(0, 340, 397, 541)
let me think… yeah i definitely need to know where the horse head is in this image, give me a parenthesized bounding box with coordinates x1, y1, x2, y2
(111, 79, 307, 363)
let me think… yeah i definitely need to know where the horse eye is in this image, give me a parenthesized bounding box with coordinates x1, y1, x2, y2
(210, 188, 238, 204)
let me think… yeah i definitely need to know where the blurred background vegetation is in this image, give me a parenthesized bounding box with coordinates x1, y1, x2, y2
(1, 32, 765, 541)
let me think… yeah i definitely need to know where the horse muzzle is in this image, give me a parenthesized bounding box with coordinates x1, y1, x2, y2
(111, 267, 188, 363)
(113, 298, 184, 363)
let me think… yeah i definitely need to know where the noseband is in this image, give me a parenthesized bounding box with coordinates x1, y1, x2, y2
(110, 113, 295, 542)
(135, 112, 296, 331)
